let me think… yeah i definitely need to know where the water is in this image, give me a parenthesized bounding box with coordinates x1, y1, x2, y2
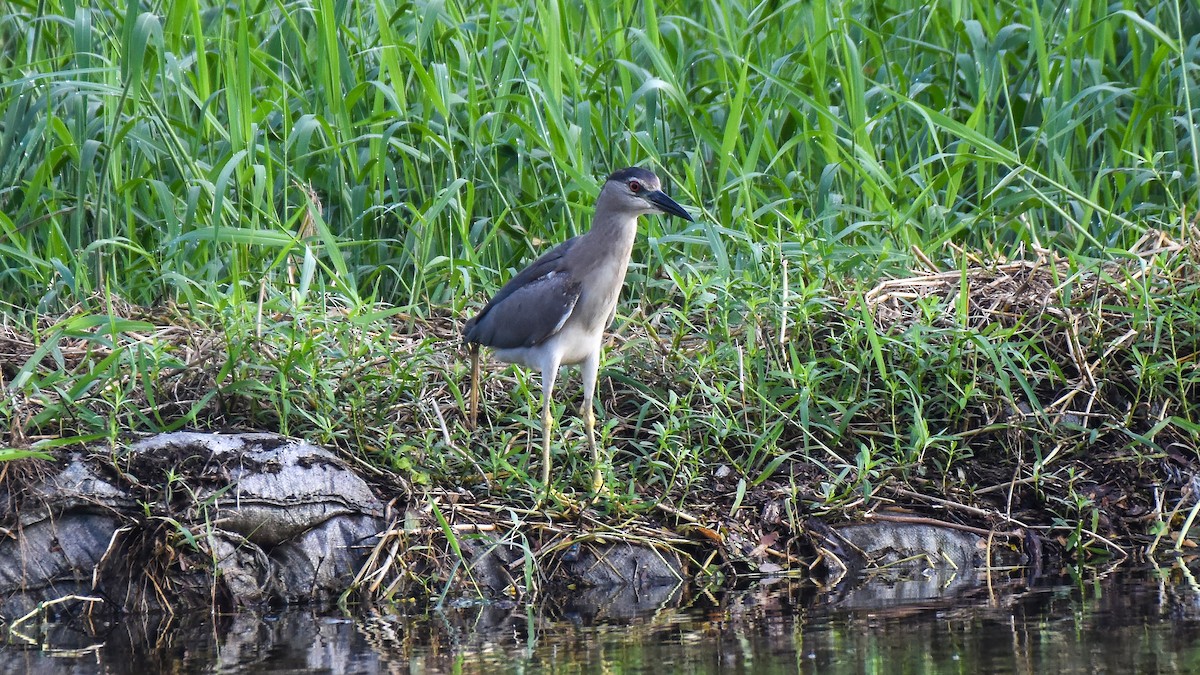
(6, 567, 1200, 673)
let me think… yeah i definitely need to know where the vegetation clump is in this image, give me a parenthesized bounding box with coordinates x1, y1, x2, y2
(1, 0, 1199, 588)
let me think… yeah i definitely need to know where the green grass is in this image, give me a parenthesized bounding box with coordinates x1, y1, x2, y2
(2, 0, 1199, 554)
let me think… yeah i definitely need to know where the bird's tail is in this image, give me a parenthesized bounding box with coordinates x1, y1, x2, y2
(468, 343, 480, 430)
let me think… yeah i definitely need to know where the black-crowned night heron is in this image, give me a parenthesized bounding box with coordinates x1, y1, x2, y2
(464, 167, 694, 492)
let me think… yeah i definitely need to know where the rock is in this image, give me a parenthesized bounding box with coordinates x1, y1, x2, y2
(556, 540, 684, 588)
(816, 518, 1025, 607)
(460, 537, 685, 605)
(0, 432, 386, 618)
(125, 433, 381, 547)
(461, 536, 526, 595)
(832, 520, 987, 572)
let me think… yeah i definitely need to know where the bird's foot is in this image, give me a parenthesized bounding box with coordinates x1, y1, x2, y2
(585, 483, 614, 508)
(531, 485, 585, 514)
(586, 480, 637, 514)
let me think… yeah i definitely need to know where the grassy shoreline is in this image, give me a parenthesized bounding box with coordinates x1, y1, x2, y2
(4, 232, 1200, 566)
(2, 0, 1200, 567)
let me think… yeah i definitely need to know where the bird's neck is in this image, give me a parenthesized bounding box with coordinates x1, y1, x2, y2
(580, 221, 636, 270)
(583, 193, 639, 258)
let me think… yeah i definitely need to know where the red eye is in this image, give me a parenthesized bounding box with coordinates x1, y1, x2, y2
(628, 180, 642, 193)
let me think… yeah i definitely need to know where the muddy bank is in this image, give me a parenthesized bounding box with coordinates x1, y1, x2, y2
(0, 431, 1041, 623)
(0, 429, 1032, 619)
(3, 432, 701, 620)
(2, 424, 1195, 623)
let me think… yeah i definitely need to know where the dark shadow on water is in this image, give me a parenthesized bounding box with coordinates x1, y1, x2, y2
(7, 565, 1200, 673)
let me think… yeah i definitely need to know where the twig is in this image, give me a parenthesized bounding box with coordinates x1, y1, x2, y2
(762, 546, 804, 566)
(864, 511, 1021, 539)
(974, 476, 1040, 495)
(377, 522, 498, 537)
(93, 525, 132, 590)
(431, 397, 490, 489)
(910, 243, 940, 272)
(8, 595, 104, 634)
(655, 501, 700, 523)
(888, 486, 1031, 529)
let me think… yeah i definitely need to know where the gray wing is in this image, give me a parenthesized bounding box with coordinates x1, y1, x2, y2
(464, 238, 582, 349)
(465, 271, 581, 349)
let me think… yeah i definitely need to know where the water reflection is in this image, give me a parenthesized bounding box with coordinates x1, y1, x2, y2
(7, 567, 1200, 673)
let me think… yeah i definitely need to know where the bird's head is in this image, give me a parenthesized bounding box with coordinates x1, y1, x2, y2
(603, 167, 695, 221)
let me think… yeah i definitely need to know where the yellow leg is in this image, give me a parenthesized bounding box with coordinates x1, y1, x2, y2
(541, 386, 553, 488)
(468, 345, 480, 430)
(583, 402, 603, 493)
(580, 350, 603, 495)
